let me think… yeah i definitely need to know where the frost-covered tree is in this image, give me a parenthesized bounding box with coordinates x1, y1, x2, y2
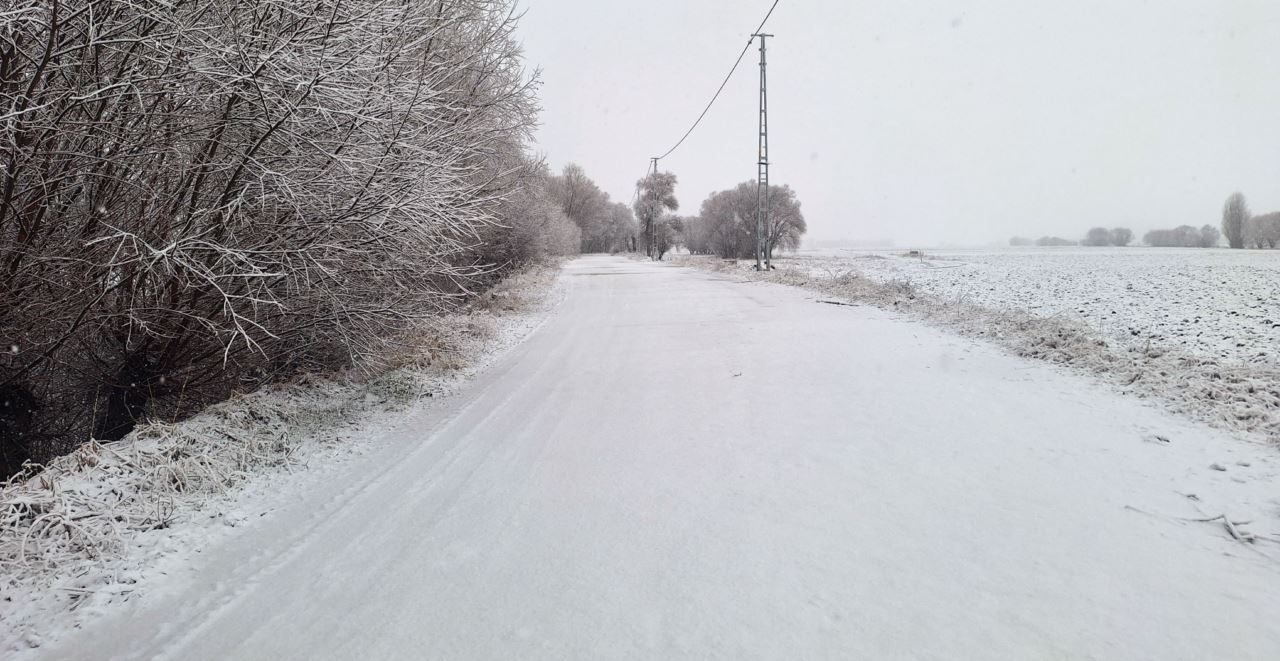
(694, 182, 806, 260)
(1109, 228, 1133, 247)
(682, 216, 715, 255)
(698, 185, 756, 259)
(0, 0, 553, 472)
(653, 216, 683, 261)
(763, 185, 808, 262)
(1222, 192, 1249, 249)
(481, 162, 582, 268)
(634, 171, 679, 259)
(599, 203, 640, 253)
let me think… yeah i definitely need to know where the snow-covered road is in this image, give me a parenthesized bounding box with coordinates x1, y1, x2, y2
(42, 256, 1280, 660)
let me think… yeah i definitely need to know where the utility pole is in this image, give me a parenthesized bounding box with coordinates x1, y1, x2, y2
(752, 33, 772, 271)
(646, 157, 659, 258)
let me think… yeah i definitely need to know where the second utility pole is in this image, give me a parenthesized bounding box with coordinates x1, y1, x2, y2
(753, 32, 772, 271)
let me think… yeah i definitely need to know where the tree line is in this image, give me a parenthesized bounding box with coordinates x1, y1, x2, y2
(545, 164, 638, 254)
(0, 0, 616, 475)
(1142, 225, 1221, 248)
(1010, 192, 1277, 249)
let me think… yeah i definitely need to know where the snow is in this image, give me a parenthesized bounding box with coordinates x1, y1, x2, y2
(705, 249, 1280, 441)
(15, 255, 1280, 660)
(1, 265, 566, 654)
(793, 247, 1280, 366)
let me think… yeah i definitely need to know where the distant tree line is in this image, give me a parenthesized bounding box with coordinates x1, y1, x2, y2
(1081, 227, 1133, 246)
(1008, 191, 1280, 250)
(1143, 225, 1221, 248)
(1140, 192, 1280, 249)
(545, 164, 637, 254)
(1011, 228, 1134, 248)
(1009, 236, 1078, 247)
(1036, 236, 1076, 247)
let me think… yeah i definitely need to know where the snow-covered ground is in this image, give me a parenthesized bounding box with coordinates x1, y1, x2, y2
(792, 247, 1280, 366)
(1, 266, 566, 654)
(15, 255, 1280, 660)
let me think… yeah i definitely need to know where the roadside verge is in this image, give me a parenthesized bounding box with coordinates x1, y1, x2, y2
(1, 264, 566, 652)
(674, 255, 1280, 444)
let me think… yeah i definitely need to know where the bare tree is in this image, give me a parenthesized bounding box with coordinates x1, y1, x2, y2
(1222, 192, 1249, 249)
(1109, 228, 1133, 247)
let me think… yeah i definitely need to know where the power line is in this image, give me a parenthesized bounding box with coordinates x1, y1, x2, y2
(630, 1, 780, 252)
(631, 0, 781, 205)
(652, 0, 781, 162)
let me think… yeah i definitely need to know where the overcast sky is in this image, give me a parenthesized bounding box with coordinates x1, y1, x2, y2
(517, 0, 1280, 247)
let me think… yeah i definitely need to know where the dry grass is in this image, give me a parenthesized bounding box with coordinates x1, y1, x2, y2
(1, 262, 562, 646)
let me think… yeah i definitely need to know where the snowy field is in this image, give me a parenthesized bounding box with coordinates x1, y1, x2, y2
(790, 247, 1280, 366)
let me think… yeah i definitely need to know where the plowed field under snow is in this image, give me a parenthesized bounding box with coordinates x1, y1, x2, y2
(793, 247, 1280, 366)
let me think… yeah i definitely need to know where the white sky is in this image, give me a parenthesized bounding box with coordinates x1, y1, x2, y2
(517, 0, 1280, 246)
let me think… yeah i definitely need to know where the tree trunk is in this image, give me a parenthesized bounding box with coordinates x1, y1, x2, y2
(0, 385, 40, 476)
(95, 353, 155, 442)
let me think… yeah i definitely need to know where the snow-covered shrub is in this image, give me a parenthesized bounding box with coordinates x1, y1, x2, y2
(0, 0, 561, 472)
(479, 170, 582, 272)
